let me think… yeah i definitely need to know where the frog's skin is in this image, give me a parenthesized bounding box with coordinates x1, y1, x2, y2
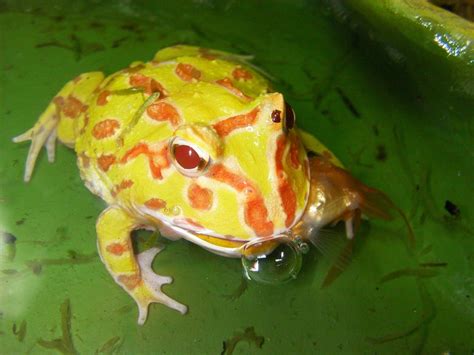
(14, 45, 396, 325)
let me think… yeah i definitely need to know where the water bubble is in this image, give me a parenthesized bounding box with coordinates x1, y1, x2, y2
(171, 206, 181, 216)
(241, 236, 302, 285)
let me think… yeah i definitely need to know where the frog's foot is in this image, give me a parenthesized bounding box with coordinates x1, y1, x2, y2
(132, 247, 187, 325)
(12, 109, 59, 182)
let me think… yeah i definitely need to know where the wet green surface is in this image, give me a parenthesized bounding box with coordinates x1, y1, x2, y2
(1, 0, 473, 353)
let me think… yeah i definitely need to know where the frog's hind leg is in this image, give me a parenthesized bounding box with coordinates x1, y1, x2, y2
(13, 72, 104, 182)
(96, 206, 187, 325)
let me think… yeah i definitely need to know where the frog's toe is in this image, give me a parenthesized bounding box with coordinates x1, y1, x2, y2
(134, 247, 187, 325)
(13, 112, 58, 182)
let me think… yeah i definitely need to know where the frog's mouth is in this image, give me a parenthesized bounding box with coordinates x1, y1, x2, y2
(157, 215, 303, 259)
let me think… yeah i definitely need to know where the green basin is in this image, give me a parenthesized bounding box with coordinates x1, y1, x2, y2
(1, 0, 473, 353)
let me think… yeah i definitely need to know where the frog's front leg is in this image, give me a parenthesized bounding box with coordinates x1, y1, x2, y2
(96, 206, 187, 325)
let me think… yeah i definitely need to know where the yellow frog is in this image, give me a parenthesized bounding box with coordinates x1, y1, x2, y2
(14, 45, 400, 325)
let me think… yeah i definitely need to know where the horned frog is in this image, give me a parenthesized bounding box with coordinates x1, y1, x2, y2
(14, 45, 401, 324)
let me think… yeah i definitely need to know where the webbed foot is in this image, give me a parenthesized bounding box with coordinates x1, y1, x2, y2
(133, 247, 187, 325)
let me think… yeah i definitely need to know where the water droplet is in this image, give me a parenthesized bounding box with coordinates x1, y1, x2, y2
(171, 206, 181, 216)
(241, 236, 302, 285)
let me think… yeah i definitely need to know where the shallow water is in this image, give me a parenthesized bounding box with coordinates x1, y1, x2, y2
(1, 1, 473, 353)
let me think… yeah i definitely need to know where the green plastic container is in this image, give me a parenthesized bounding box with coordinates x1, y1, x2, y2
(1, 1, 473, 353)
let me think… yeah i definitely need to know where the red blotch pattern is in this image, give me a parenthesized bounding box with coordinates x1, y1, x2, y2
(288, 134, 301, 169)
(232, 67, 253, 81)
(175, 63, 201, 81)
(129, 73, 167, 97)
(207, 164, 273, 237)
(112, 179, 134, 197)
(92, 119, 120, 139)
(216, 77, 251, 101)
(97, 154, 116, 172)
(54, 95, 88, 119)
(213, 108, 259, 137)
(106, 243, 127, 256)
(146, 101, 180, 126)
(275, 135, 297, 227)
(118, 274, 141, 290)
(144, 198, 167, 210)
(120, 143, 170, 179)
(97, 90, 111, 106)
(188, 183, 213, 210)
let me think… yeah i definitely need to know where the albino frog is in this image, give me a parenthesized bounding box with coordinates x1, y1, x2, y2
(14, 45, 401, 324)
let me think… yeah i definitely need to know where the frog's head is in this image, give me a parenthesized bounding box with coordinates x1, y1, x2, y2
(142, 92, 309, 251)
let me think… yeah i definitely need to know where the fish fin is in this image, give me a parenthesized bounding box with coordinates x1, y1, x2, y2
(359, 188, 415, 248)
(321, 238, 355, 288)
(309, 228, 353, 278)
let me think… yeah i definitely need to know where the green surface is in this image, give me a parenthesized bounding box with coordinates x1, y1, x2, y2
(1, 0, 473, 353)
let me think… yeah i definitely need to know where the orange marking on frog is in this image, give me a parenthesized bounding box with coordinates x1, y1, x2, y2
(53, 95, 88, 119)
(275, 135, 297, 227)
(207, 164, 274, 237)
(129, 73, 167, 97)
(120, 143, 170, 179)
(144, 198, 167, 210)
(106, 242, 128, 256)
(188, 183, 213, 210)
(97, 154, 116, 172)
(288, 134, 301, 169)
(92, 119, 120, 139)
(79, 153, 90, 168)
(80, 113, 90, 134)
(97, 90, 111, 106)
(213, 108, 259, 137)
(216, 77, 252, 101)
(232, 67, 253, 81)
(118, 274, 141, 290)
(146, 101, 181, 126)
(175, 63, 201, 81)
(112, 179, 134, 197)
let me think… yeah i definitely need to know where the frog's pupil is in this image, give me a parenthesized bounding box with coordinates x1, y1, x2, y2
(174, 145, 201, 169)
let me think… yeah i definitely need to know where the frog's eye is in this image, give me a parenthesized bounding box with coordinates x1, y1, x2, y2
(284, 102, 296, 131)
(170, 137, 210, 176)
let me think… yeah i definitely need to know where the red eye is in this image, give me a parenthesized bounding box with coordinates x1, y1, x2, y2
(174, 145, 201, 169)
(170, 137, 211, 176)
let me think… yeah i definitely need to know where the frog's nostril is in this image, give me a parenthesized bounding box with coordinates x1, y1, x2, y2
(271, 109, 282, 123)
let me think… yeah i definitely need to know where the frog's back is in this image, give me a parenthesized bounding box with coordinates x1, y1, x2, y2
(75, 45, 272, 205)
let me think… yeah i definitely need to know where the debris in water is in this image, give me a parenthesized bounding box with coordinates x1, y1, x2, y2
(367, 280, 435, 345)
(223, 277, 248, 301)
(38, 299, 78, 355)
(444, 200, 460, 218)
(12, 320, 27, 342)
(96, 336, 122, 354)
(221, 327, 264, 355)
(379, 267, 438, 283)
(375, 144, 387, 161)
(335, 87, 360, 118)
